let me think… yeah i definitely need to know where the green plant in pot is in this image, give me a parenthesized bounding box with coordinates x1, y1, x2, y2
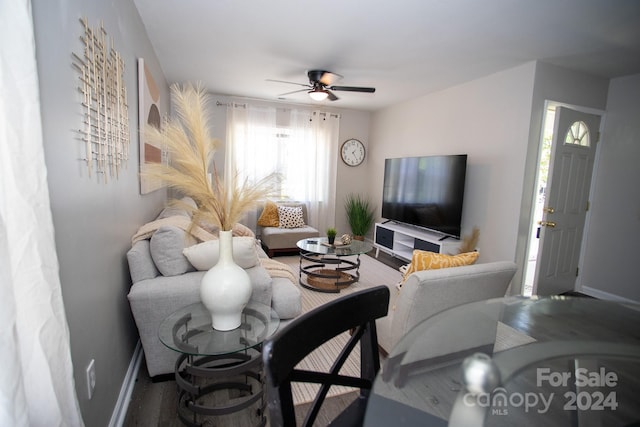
(326, 227, 337, 245)
(345, 194, 375, 241)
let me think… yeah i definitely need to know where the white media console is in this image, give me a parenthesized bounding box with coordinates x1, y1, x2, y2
(374, 222, 460, 261)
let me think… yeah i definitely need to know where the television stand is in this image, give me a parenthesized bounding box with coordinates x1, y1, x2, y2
(374, 222, 460, 261)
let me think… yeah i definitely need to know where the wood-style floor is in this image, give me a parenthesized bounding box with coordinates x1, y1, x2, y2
(123, 358, 359, 426)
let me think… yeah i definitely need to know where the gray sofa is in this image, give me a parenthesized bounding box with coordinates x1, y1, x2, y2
(126, 203, 302, 377)
(376, 261, 517, 354)
(257, 201, 319, 257)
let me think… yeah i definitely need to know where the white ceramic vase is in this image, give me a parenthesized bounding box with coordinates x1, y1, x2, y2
(200, 230, 252, 331)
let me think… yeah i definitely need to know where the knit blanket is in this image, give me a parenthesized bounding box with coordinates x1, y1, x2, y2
(131, 215, 217, 245)
(259, 257, 298, 285)
(131, 215, 256, 245)
(131, 215, 296, 284)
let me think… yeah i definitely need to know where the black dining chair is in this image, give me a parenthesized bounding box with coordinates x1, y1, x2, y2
(262, 285, 390, 427)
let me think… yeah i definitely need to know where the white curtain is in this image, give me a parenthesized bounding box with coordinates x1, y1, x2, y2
(0, 2, 84, 426)
(290, 110, 339, 233)
(225, 102, 277, 185)
(225, 103, 278, 232)
(226, 104, 339, 233)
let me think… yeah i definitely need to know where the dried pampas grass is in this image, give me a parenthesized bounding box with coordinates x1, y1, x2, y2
(142, 83, 277, 231)
(458, 226, 480, 254)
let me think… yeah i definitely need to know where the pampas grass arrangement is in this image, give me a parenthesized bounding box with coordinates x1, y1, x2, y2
(458, 226, 480, 254)
(142, 83, 276, 231)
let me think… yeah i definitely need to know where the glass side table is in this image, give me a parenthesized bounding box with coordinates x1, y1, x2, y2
(159, 301, 280, 427)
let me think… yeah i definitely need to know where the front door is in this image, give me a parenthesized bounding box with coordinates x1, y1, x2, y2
(534, 107, 601, 296)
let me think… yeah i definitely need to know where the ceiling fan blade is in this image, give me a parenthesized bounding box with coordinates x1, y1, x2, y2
(307, 70, 342, 86)
(266, 78, 310, 88)
(277, 88, 309, 97)
(329, 85, 376, 93)
(326, 90, 339, 101)
(320, 71, 342, 86)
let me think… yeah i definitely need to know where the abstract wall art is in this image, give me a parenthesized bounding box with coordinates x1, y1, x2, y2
(72, 17, 130, 183)
(137, 58, 167, 194)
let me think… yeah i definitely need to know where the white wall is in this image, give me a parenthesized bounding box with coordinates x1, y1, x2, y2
(514, 62, 609, 292)
(368, 63, 537, 264)
(32, 0, 168, 424)
(580, 73, 640, 302)
(335, 110, 372, 236)
(365, 61, 621, 300)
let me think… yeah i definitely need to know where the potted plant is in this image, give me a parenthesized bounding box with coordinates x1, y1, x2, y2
(345, 194, 375, 241)
(326, 227, 337, 245)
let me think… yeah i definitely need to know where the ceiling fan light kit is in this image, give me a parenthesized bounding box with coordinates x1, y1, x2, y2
(269, 70, 376, 102)
(308, 90, 328, 101)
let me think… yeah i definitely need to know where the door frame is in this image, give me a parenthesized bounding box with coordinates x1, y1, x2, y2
(523, 100, 606, 295)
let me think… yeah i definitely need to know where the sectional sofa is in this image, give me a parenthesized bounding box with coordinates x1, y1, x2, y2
(126, 200, 302, 377)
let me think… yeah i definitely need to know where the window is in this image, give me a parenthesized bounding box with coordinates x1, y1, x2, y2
(564, 121, 590, 147)
(237, 123, 316, 200)
(226, 104, 339, 232)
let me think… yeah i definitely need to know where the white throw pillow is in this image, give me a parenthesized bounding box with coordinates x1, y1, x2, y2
(183, 236, 260, 270)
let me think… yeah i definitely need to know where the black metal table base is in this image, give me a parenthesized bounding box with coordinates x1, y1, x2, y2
(298, 251, 362, 293)
(174, 349, 266, 427)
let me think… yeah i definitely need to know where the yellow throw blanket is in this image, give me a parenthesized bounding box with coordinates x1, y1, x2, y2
(259, 257, 298, 285)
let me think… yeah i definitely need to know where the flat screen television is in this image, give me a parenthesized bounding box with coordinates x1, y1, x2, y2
(382, 154, 467, 239)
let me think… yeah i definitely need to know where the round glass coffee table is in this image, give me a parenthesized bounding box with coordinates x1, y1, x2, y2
(159, 301, 280, 427)
(296, 237, 373, 293)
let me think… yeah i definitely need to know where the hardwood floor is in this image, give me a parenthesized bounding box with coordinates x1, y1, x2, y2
(123, 358, 360, 426)
(367, 249, 407, 271)
(123, 360, 182, 427)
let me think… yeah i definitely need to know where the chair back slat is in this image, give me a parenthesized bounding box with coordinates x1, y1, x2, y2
(263, 285, 390, 426)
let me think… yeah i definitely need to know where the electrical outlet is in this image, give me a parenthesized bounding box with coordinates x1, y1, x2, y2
(86, 359, 96, 400)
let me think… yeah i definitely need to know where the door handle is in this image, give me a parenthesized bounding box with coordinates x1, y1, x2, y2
(538, 221, 556, 228)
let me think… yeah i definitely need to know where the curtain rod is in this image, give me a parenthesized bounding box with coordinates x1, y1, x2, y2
(216, 101, 246, 108)
(216, 100, 341, 118)
(313, 111, 341, 119)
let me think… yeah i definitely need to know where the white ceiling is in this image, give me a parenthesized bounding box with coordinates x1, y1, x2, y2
(133, 0, 640, 111)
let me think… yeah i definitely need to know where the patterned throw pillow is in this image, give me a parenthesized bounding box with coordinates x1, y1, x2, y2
(257, 200, 279, 227)
(402, 250, 479, 281)
(277, 205, 305, 228)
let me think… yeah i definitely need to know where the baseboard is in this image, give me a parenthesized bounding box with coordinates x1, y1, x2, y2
(108, 340, 143, 427)
(580, 286, 638, 303)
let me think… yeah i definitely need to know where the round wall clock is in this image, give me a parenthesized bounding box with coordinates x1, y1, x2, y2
(340, 138, 366, 166)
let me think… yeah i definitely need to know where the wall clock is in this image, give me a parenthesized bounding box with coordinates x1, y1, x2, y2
(340, 138, 366, 166)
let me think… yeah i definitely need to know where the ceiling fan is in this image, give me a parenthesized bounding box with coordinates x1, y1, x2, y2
(267, 70, 375, 101)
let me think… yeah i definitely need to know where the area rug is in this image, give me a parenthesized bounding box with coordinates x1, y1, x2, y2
(494, 322, 537, 352)
(275, 253, 403, 404)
